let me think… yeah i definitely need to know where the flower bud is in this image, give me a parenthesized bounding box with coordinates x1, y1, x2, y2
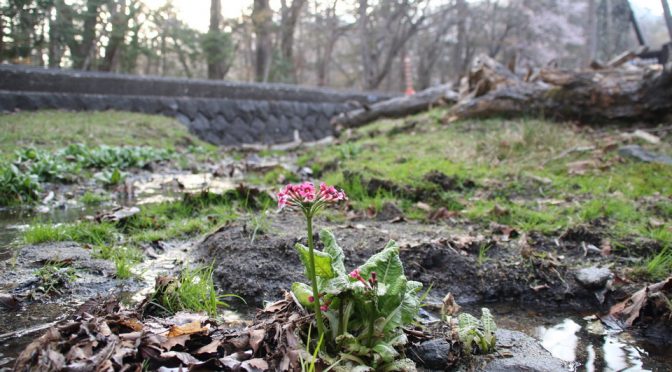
(308, 296, 315, 303)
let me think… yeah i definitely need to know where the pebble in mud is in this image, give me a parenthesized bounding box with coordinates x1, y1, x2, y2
(574, 267, 612, 290)
(409, 338, 454, 370)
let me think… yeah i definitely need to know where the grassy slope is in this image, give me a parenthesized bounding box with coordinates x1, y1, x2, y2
(0, 110, 213, 156)
(306, 109, 672, 277)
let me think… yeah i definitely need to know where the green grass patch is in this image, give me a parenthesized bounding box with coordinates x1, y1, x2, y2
(80, 191, 109, 206)
(23, 222, 116, 245)
(92, 245, 143, 279)
(34, 261, 78, 294)
(0, 110, 212, 155)
(308, 111, 672, 253)
(151, 264, 240, 317)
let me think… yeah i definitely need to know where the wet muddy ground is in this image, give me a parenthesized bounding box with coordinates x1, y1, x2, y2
(1, 115, 671, 370)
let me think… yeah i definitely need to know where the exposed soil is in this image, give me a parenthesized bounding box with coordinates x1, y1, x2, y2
(197, 212, 635, 312)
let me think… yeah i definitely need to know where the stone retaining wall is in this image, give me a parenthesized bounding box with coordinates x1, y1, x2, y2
(0, 65, 394, 145)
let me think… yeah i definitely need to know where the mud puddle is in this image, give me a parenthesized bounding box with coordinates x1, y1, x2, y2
(475, 303, 671, 371)
(131, 172, 238, 204)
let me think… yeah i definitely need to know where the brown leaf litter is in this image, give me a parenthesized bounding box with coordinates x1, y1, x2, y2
(13, 292, 312, 371)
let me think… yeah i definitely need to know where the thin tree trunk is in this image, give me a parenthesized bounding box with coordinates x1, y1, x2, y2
(453, 0, 467, 79)
(359, 0, 371, 90)
(207, 0, 223, 79)
(584, 0, 598, 66)
(662, 0, 672, 40)
(75, 0, 103, 70)
(253, 0, 272, 82)
(280, 0, 306, 83)
(100, 0, 128, 72)
(172, 37, 192, 78)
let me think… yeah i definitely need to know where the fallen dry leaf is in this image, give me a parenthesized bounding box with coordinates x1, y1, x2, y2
(429, 207, 459, 221)
(160, 351, 202, 365)
(195, 339, 221, 355)
(530, 284, 550, 292)
(249, 329, 266, 354)
(167, 320, 207, 337)
(117, 318, 144, 332)
(441, 293, 461, 316)
(415, 202, 432, 212)
(605, 276, 672, 328)
(567, 160, 597, 175)
(161, 334, 191, 350)
(600, 239, 612, 257)
(242, 358, 269, 371)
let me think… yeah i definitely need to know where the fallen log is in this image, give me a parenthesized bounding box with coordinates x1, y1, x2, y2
(332, 84, 458, 131)
(445, 54, 672, 124)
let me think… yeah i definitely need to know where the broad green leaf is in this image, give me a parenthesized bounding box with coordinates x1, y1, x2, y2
(481, 308, 497, 337)
(457, 313, 480, 343)
(320, 229, 346, 275)
(295, 243, 335, 279)
(359, 240, 403, 288)
(387, 332, 407, 347)
(372, 341, 399, 363)
(400, 281, 423, 325)
(319, 274, 350, 295)
(481, 308, 497, 351)
(291, 282, 313, 307)
(336, 333, 370, 356)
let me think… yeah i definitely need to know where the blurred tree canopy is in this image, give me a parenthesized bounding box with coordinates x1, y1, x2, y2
(0, 0, 668, 90)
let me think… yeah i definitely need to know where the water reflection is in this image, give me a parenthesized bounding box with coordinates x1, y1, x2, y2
(535, 318, 649, 371)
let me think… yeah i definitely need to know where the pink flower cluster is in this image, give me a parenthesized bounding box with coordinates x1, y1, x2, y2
(277, 181, 347, 209)
(349, 268, 377, 289)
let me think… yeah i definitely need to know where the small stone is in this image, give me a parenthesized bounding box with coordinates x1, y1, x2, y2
(575, 266, 612, 289)
(618, 145, 672, 165)
(409, 338, 453, 370)
(376, 202, 404, 221)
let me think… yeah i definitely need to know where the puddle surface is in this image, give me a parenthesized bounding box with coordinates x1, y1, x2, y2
(132, 173, 238, 204)
(482, 304, 671, 371)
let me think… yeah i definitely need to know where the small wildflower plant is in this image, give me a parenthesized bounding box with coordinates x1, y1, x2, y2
(278, 181, 423, 370)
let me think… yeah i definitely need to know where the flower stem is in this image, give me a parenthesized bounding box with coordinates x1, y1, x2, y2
(306, 213, 326, 339)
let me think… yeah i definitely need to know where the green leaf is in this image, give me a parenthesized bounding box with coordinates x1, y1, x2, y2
(336, 333, 370, 356)
(320, 229, 346, 275)
(400, 281, 423, 325)
(358, 240, 403, 288)
(291, 282, 314, 307)
(481, 308, 497, 337)
(319, 275, 350, 295)
(457, 312, 480, 343)
(295, 243, 334, 279)
(372, 341, 399, 363)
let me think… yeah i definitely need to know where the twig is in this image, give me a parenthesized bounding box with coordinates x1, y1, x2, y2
(0, 320, 60, 343)
(543, 145, 595, 165)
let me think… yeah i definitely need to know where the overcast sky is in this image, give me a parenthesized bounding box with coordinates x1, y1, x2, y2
(144, 0, 666, 32)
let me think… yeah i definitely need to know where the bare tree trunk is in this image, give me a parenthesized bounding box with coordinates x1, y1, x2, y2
(453, 0, 467, 79)
(0, 16, 3, 60)
(172, 37, 192, 78)
(605, 0, 613, 59)
(160, 34, 167, 76)
(207, 0, 223, 79)
(76, 0, 103, 70)
(253, 0, 273, 82)
(584, 0, 598, 66)
(359, 0, 372, 90)
(100, 0, 128, 72)
(280, 0, 307, 82)
(662, 0, 672, 40)
(447, 54, 672, 124)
